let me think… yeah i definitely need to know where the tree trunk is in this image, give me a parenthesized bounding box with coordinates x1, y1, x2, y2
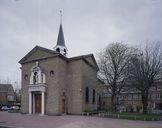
(141, 90, 148, 114)
(111, 94, 117, 112)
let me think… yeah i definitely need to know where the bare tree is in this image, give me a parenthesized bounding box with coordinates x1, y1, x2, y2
(129, 42, 162, 114)
(98, 42, 132, 111)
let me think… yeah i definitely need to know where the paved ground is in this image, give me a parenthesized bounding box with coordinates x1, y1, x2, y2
(0, 112, 162, 128)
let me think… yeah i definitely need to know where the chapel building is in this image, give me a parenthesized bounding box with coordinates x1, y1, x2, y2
(19, 23, 102, 115)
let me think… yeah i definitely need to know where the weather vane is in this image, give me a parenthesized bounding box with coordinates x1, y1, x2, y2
(60, 10, 62, 24)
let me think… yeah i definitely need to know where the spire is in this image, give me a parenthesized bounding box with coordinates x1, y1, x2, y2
(53, 10, 68, 56)
(56, 24, 65, 46)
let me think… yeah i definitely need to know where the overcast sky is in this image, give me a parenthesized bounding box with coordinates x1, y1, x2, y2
(0, 0, 162, 88)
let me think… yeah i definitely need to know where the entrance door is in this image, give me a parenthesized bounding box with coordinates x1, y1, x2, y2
(35, 94, 41, 113)
(62, 99, 65, 113)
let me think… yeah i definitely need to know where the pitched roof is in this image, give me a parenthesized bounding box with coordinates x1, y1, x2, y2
(19, 45, 59, 64)
(0, 84, 13, 92)
(69, 54, 99, 71)
(56, 24, 65, 46)
(19, 45, 98, 71)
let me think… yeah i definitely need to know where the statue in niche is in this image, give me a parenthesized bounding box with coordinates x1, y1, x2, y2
(33, 72, 38, 84)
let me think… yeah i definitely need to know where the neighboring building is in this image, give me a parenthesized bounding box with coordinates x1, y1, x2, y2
(99, 80, 162, 112)
(118, 81, 162, 112)
(19, 23, 102, 115)
(119, 87, 142, 112)
(0, 84, 15, 106)
(148, 81, 162, 110)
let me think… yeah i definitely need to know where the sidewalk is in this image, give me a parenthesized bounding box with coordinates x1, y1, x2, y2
(0, 112, 162, 128)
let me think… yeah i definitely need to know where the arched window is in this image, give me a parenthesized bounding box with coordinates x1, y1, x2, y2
(56, 48, 60, 52)
(93, 89, 95, 103)
(85, 87, 89, 103)
(63, 49, 66, 56)
(24, 74, 28, 80)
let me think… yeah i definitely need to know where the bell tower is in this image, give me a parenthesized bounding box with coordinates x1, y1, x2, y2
(53, 10, 68, 56)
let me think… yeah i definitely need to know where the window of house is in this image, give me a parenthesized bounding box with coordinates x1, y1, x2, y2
(152, 94, 156, 99)
(85, 87, 89, 103)
(93, 89, 95, 103)
(133, 94, 138, 100)
(128, 94, 132, 100)
(157, 94, 160, 99)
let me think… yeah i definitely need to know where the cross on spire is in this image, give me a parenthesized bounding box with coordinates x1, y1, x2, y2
(60, 10, 62, 24)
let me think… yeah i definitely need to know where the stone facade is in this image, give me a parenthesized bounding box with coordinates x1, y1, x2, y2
(19, 46, 101, 115)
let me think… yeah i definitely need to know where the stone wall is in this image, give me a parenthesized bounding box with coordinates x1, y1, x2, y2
(82, 60, 98, 111)
(40, 57, 60, 115)
(21, 62, 35, 114)
(57, 57, 67, 114)
(66, 60, 83, 114)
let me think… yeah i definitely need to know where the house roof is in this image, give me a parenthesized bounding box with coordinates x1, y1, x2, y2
(0, 84, 13, 92)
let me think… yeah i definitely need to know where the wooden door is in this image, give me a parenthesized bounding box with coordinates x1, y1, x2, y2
(62, 99, 65, 113)
(35, 94, 41, 113)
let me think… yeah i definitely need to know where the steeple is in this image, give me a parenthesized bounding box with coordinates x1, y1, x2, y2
(53, 10, 68, 56)
(56, 24, 65, 46)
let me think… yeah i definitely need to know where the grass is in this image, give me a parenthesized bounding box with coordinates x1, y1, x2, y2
(99, 112, 162, 121)
(83, 110, 162, 121)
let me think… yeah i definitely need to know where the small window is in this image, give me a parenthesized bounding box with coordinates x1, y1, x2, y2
(50, 70, 55, 77)
(56, 48, 60, 52)
(24, 74, 28, 80)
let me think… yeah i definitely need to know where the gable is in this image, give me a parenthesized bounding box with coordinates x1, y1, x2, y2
(19, 46, 58, 64)
(68, 54, 99, 71)
(85, 56, 97, 68)
(83, 55, 99, 71)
